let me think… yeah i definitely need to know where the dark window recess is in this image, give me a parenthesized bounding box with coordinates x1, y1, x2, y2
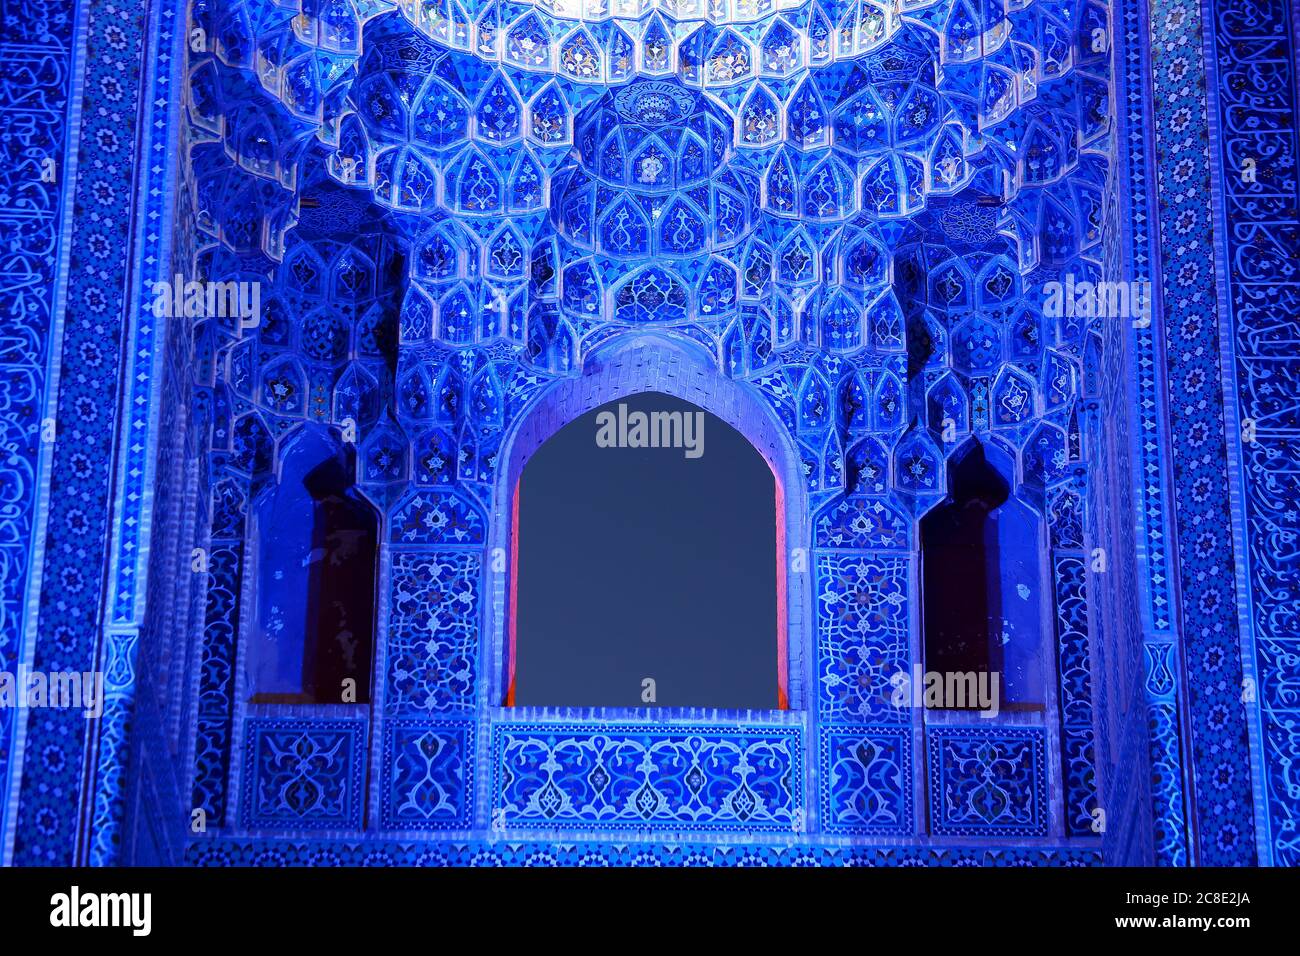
(512, 392, 780, 709)
(249, 425, 377, 704)
(920, 441, 1045, 710)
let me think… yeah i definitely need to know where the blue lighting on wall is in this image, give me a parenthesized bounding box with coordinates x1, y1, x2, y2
(0, 0, 1294, 868)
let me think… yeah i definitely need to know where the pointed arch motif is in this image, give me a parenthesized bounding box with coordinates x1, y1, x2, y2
(920, 440, 1047, 709)
(247, 424, 378, 704)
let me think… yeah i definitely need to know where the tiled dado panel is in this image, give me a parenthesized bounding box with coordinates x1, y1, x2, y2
(380, 719, 475, 831)
(238, 717, 368, 832)
(819, 726, 913, 835)
(490, 723, 802, 833)
(926, 727, 1050, 838)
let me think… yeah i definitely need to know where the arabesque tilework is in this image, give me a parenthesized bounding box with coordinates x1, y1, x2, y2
(0, 0, 1294, 867)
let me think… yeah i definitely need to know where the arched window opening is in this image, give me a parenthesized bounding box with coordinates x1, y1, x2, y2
(248, 425, 378, 704)
(511, 391, 782, 709)
(920, 441, 1045, 711)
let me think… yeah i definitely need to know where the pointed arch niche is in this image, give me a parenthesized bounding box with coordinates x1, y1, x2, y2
(919, 439, 1049, 711)
(486, 335, 812, 715)
(245, 423, 380, 704)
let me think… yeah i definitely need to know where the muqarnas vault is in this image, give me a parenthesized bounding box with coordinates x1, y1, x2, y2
(0, 0, 1296, 867)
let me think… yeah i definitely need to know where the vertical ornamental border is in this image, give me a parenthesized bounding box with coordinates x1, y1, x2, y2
(1201, 0, 1300, 866)
(0, 0, 87, 855)
(8, 0, 152, 866)
(1146, 0, 1271, 865)
(1115, 0, 1193, 865)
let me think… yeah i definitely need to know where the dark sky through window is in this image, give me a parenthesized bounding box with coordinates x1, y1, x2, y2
(513, 391, 779, 709)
